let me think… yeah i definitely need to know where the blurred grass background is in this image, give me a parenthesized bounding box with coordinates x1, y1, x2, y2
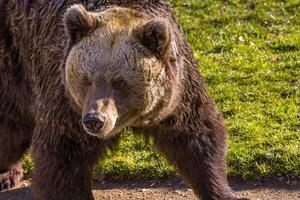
(24, 0, 300, 180)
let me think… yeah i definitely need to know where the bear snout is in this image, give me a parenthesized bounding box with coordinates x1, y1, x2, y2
(82, 113, 104, 134)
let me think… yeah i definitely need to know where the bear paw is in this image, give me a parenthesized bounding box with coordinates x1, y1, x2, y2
(0, 163, 23, 190)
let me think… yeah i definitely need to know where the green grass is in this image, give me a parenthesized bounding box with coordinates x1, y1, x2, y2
(24, 0, 300, 179)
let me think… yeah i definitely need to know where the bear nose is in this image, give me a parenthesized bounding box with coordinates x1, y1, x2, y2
(82, 114, 104, 133)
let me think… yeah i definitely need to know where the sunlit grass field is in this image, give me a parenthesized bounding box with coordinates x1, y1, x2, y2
(24, 0, 300, 179)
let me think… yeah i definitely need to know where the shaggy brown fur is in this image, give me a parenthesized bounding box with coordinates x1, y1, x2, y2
(0, 0, 247, 199)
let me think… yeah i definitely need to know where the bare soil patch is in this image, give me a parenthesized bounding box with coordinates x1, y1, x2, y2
(0, 178, 299, 200)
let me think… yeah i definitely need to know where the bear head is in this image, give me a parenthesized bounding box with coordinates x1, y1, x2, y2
(63, 5, 181, 139)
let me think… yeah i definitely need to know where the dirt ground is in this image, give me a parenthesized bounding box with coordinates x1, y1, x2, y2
(0, 178, 299, 200)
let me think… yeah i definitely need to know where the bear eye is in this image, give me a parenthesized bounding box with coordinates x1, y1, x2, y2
(82, 76, 92, 86)
(112, 79, 127, 90)
(170, 56, 176, 63)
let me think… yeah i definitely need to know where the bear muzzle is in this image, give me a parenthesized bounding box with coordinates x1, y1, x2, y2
(82, 113, 104, 134)
(81, 111, 119, 138)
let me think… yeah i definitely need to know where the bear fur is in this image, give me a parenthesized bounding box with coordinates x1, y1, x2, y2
(0, 0, 247, 199)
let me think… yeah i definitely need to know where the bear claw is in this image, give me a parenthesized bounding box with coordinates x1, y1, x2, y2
(0, 180, 11, 190)
(0, 165, 23, 191)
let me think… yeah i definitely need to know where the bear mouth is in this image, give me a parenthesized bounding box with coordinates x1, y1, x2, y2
(82, 119, 118, 139)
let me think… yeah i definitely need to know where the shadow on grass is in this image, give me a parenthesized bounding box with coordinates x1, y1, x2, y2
(269, 44, 299, 52)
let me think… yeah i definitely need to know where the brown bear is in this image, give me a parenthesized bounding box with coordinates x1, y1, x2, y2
(0, 0, 247, 199)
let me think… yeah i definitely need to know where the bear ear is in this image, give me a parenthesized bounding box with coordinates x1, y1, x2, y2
(64, 4, 101, 44)
(135, 19, 171, 57)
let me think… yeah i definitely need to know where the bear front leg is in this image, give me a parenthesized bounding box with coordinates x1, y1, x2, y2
(153, 124, 247, 200)
(31, 121, 118, 200)
(31, 135, 95, 200)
